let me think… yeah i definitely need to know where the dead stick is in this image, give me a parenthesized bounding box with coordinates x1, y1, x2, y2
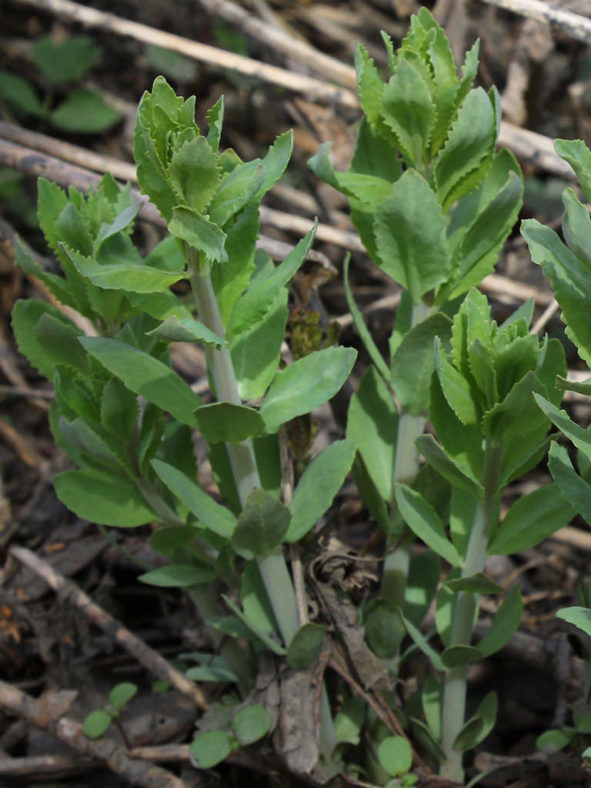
(10, 546, 208, 711)
(480, 0, 591, 45)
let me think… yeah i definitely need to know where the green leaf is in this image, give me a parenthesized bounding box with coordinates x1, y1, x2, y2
(54, 469, 156, 527)
(139, 565, 216, 587)
(221, 594, 285, 654)
(194, 402, 265, 444)
(33, 35, 99, 83)
(286, 622, 326, 669)
(444, 572, 503, 595)
(477, 585, 522, 658)
(286, 440, 355, 542)
(0, 71, 44, 116)
(169, 136, 220, 213)
(381, 59, 435, 169)
(441, 645, 482, 668)
(350, 117, 403, 182)
(354, 44, 384, 128)
(405, 550, 441, 628)
(536, 728, 574, 755)
(343, 254, 391, 385)
(190, 730, 233, 768)
(374, 170, 451, 302)
(410, 718, 446, 764)
(554, 138, 591, 204)
(231, 488, 291, 560)
(395, 483, 462, 567)
(169, 205, 227, 262)
(81, 337, 201, 427)
(488, 482, 575, 555)
(241, 561, 278, 640)
(422, 675, 443, 742)
(364, 598, 405, 658)
(308, 143, 391, 205)
(146, 44, 198, 83)
(416, 434, 482, 499)
(260, 346, 356, 434)
(152, 459, 236, 539)
(435, 343, 481, 426)
(401, 612, 445, 672)
(561, 188, 591, 268)
(255, 130, 293, 202)
(535, 394, 591, 461)
(109, 682, 138, 711)
(453, 692, 497, 752)
(51, 89, 120, 133)
(211, 206, 258, 327)
(209, 160, 264, 227)
(232, 705, 271, 746)
(83, 710, 112, 739)
(147, 315, 226, 347)
(149, 525, 199, 557)
(556, 605, 591, 639)
(11, 300, 79, 380)
(391, 312, 452, 414)
(377, 736, 413, 778)
(334, 697, 365, 746)
(547, 441, 591, 524)
(100, 377, 138, 442)
(347, 366, 398, 502)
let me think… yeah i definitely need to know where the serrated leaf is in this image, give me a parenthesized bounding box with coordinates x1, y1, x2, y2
(286, 622, 326, 669)
(169, 205, 227, 262)
(354, 45, 384, 127)
(488, 480, 575, 555)
(54, 468, 156, 526)
(231, 488, 291, 560)
(51, 89, 120, 133)
(194, 402, 265, 444)
(546, 441, 591, 525)
(11, 300, 79, 380)
(209, 160, 264, 227)
(152, 459, 236, 539)
(395, 483, 462, 567)
(146, 315, 226, 347)
(308, 143, 391, 205)
(374, 170, 451, 302)
(477, 585, 522, 658)
(554, 138, 591, 204)
(286, 440, 355, 542)
(435, 343, 481, 426)
(260, 346, 356, 434)
(139, 564, 216, 587)
(169, 136, 220, 213)
(81, 337, 201, 427)
(350, 117, 403, 183)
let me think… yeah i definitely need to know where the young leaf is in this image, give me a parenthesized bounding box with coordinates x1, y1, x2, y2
(109, 683, 138, 711)
(190, 730, 233, 769)
(11, 300, 80, 380)
(488, 482, 575, 555)
(286, 440, 356, 542)
(395, 483, 462, 567)
(194, 403, 265, 444)
(169, 206, 227, 262)
(83, 710, 112, 739)
(477, 585, 522, 658)
(374, 170, 451, 302)
(54, 468, 157, 527)
(377, 735, 413, 778)
(169, 136, 220, 213)
(416, 435, 482, 499)
(80, 337, 202, 427)
(231, 705, 271, 746)
(286, 622, 326, 669)
(231, 488, 291, 560)
(260, 346, 357, 434)
(152, 459, 236, 539)
(147, 315, 226, 347)
(139, 565, 216, 587)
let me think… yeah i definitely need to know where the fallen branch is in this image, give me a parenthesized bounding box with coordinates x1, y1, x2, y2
(9, 546, 208, 711)
(480, 0, 591, 45)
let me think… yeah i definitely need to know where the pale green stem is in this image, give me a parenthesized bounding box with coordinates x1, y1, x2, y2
(440, 440, 502, 782)
(382, 301, 430, 608)
(189, 254, 337, 756)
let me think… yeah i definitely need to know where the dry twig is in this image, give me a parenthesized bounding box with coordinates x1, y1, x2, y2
(480, 0, 591, 45)
(9, 546, 208, 711)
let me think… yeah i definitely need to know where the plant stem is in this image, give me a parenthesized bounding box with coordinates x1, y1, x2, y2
(381, 301, 430, 608)
(440, 439, 502, 782)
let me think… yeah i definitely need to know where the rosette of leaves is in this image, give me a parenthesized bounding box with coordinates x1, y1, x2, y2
(522, 138, 591, 528)
(393, 288, 573, 780)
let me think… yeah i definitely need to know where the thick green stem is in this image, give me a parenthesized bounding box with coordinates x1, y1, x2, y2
(381, 301, 430, 608)
(440, 440, 502, 782)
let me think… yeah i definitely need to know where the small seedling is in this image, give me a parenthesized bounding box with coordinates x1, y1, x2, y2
(82, 682, 138, 746)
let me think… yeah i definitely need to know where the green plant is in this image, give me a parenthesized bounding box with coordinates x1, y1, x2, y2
(0, 34, 120, 133)
(82, 682, 138, 744)
(12, 75, 355, 768)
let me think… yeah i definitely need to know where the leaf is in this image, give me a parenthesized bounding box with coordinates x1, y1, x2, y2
(33, 35, 99, 83)
(211, 206, 258, 327)
(231, 488, 291, 560)
(477, 585, 523, 658)
(334, 697, 365, 746)
(364, 599, 405, 658)
(139, 565, 216, 587)
(169, 206, 227, 262)
(81, 337, 201, 427)
(100, 377, 138, 442)
(194, 403, 265, 444)
(377, 736, 413, 778)
(395, 483, 462, 567)
(444, 572, 503, 595)
(190, 730, 233, 768)
(488, 481, 575, 555)
(54, 469, 156, 527)
(547, 441, 591, 525)
(554, 138, 591, 204)
(410, 718, 446, 764)
(404, 550, 441, 628)
(422, 675, 443, 742)
(441, 645, 482, 668)
(83, 710, 112, 739)
(152, 459, 236, 539)
(286, 440, 356, 542)
(149, 525, 200, 557)
(416, 434, 482, 499)
(209, 160, 264, 227)
(109, 683, 138, 711)
(556, 605, 591, 639)
(147, 315, 226, 347)
(374, 170, 451, 302)
(11, 300, 79, 380)
(232, 705, 271, 746)
(343, 254, 391, 385)
(435, 343, 481, 426)
(350, 116, 402, 183)
(221, 594, 285, 655)
(347, 366, 398, 501)
(286, 622, 326, 669)
(401, 612, 445, 671)
(169, 136, 220, 213)
(51, 89, 120, 133)
(0, 71, 44, 116)
(354, 44, 384, 127)
(308, 143, 391, 205)
(381, 59, 435, 169)
(241, 561, 278, 640)
(537, 729, 574, 755)
(535, 394, 591, 461)
(260, 346, 356, 434)
(453, 692, 497, 752)
(391, 312, 452, 414)
(255, 130, 293, 201)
